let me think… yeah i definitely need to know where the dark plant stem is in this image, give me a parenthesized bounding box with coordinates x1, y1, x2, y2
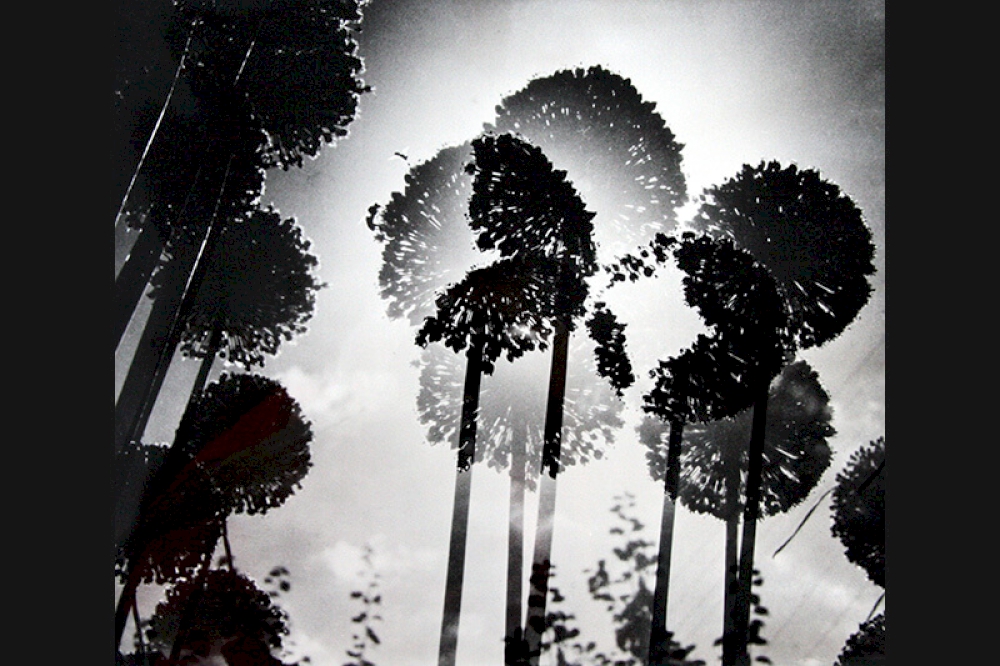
(115, 241, 194, 460)
(721, 447, 742, 666)
(182, 321, 223, 421)
(438, 337, 484, 666)
(222, 518, 235, 572)
(522, 317, 570, 666)
(131, 588, 148, 661)
(115, 21, 196, 228)
(772, 487, 834, 559)
(722, 512, 740, 665)
(114, 163, 204, 353)
(114, 19, 252, 351)
(114, 153, 231, 453)
(193, 323, 222, 395)
(504, 432, 527, 663)
(114, 222, 165, 351)
(115, 555, 145, 650)
(133, 162, 233, 444)
(115, 154, 235, 550)
(732, 378, 771, 666)
(866, 591, 885, 623)
(648, 418, 684, 665)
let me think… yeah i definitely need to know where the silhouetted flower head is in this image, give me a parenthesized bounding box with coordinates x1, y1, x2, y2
(116, 437, 225, 585)
(370, 141, 481, 326)
(152, 206, 326, 369)
(487, 64, 687, 261)
(831, 437, 885, 587)
(640, 360, 835, 521)
(146, 568, 289, 658)
(834, 612, 885, 666)
(119, 0, 366, 233)
(171, 372, 313, 517)
(118, 373, 312, 584)
(119, 520, 224, 588)
(638, 233, 791, 426)
(468, 133, 597, 281)
(372, 65, 688, 328)
(415, 255, 566, 372)
(122, 113, 267, 238)
(170, 0, 369, 170)
(690, 161, 876, 349)
(586, 302, 635, 397)
(416, 333, 624, 485)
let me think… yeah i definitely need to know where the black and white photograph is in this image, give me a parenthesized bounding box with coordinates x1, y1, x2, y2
(113, 2, 886, 664)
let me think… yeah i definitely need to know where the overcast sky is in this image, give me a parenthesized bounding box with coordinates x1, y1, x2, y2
(115, 1, 885, 664)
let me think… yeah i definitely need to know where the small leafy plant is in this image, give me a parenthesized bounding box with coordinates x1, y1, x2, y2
(343, 544, 383, 666)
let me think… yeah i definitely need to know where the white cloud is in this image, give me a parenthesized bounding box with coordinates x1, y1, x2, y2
(317, 534, 440, 584)
(273, 365, 410, 431)
(276, 366, 350, 418)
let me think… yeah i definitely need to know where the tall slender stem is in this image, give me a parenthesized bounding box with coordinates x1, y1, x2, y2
(181, 320, 223, 424)
(222, 518, 235, 572)
(115, 154, 235, 553)
(131, 588, 148, 662)
(504, 432, 527, 663)
(522, 317, 570, 666)
(114, 556, 144, 650)
(732, 378, 770, 666)
(114, 163, 203, 352)
(115, 21, 197, 229)
(114, 223, 164, 350)
(648, 419, 684, 665)
(116, 155, 234, 453)
(722, 513, 741, 665)
(438, 337, 484, 666)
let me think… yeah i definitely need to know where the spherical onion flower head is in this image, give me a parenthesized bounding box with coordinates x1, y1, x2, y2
(119, 373, 313, 584)
(486, 65, 688, 262)
(370, 141, 482, 327)
(119, 522, 225, 588)
(416, 332, 625, 488)
(145, 568, 289, 657)
(689, 160, 876, 350)
(169, 372, 314, 518)
(372, 64, 688, 327)
(116, 439, 226, 587)
(114, 2, 269, 234)
(374, 133, 599, 333)
(465, 134, 606, 349)
(123, 110, 267, 240)
(167, 206, 325, 369)
(467, 133, 597, 280)
(414, 254, 569, 375)
(642, 233, 792, 430)
(640, 360, 835, 522)
(834, 612, 885, 666)
(831, 436, 885, 587)
(169, 0, 369, 170)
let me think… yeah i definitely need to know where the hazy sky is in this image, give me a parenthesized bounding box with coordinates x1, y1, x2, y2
(115, 1, 885, 664)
